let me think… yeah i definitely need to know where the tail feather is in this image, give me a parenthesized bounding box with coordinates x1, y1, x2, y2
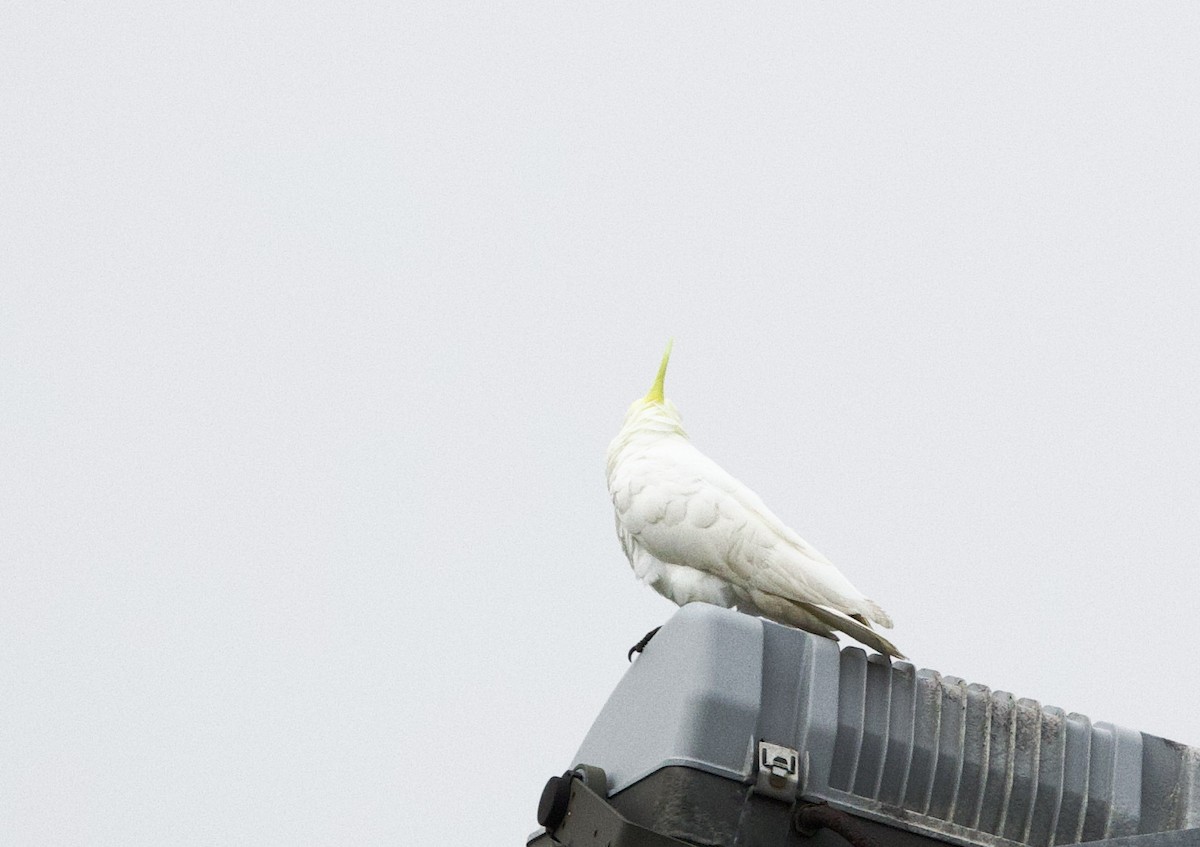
(862, 599, 893, 629)
(797, 600, 906, 659)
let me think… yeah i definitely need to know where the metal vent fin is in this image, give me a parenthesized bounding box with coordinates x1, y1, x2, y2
(828, 649, 1143, 846)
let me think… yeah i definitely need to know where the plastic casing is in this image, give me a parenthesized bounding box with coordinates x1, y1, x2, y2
(573, 603, 1200, 847)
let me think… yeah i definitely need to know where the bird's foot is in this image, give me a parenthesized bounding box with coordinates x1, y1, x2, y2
(627, 626, 662, 661)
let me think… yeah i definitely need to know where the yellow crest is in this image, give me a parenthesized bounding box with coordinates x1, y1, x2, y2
(643, 339, 674, 403)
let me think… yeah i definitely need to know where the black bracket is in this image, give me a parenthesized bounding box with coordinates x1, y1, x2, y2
(530, 766, 694, 847)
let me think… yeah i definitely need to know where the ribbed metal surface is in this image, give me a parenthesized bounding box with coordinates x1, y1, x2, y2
(827, 648, 1144, 846)
(570, 604, 1200, 847)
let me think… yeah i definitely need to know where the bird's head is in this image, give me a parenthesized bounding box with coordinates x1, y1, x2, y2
(620, 340, 685, 435)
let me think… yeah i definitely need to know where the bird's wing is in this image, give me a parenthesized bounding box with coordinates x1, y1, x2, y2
(614, 440, 885, 623)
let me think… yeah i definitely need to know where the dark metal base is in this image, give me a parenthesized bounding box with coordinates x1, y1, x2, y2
(531, 765, 1200, 847)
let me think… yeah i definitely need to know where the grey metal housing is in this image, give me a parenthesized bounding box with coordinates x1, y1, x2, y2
(569, 603, 1200, 846)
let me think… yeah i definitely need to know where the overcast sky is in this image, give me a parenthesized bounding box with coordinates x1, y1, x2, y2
(3, 4, 1199, 845)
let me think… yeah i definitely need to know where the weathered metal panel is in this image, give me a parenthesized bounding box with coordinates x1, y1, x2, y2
(568, 602, 1200, 847)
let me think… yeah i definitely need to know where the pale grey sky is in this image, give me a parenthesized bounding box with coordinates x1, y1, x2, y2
(3, 4, 1199, 845)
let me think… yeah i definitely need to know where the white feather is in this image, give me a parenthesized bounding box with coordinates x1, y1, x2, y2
(606, 351, 903, 658)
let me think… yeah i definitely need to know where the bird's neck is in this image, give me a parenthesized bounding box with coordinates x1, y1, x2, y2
(608, 404, 688, 463)
(630, 400, 687, 436)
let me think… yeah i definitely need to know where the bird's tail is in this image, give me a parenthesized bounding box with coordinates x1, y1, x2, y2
(796, 600, 906, 659)
(859, 599, 893, 629)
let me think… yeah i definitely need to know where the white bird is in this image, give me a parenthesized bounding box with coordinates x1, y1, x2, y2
(606, 341, 904, 659)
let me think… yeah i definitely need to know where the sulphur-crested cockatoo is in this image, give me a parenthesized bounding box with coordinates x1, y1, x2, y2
(607, 341, 903, 658)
